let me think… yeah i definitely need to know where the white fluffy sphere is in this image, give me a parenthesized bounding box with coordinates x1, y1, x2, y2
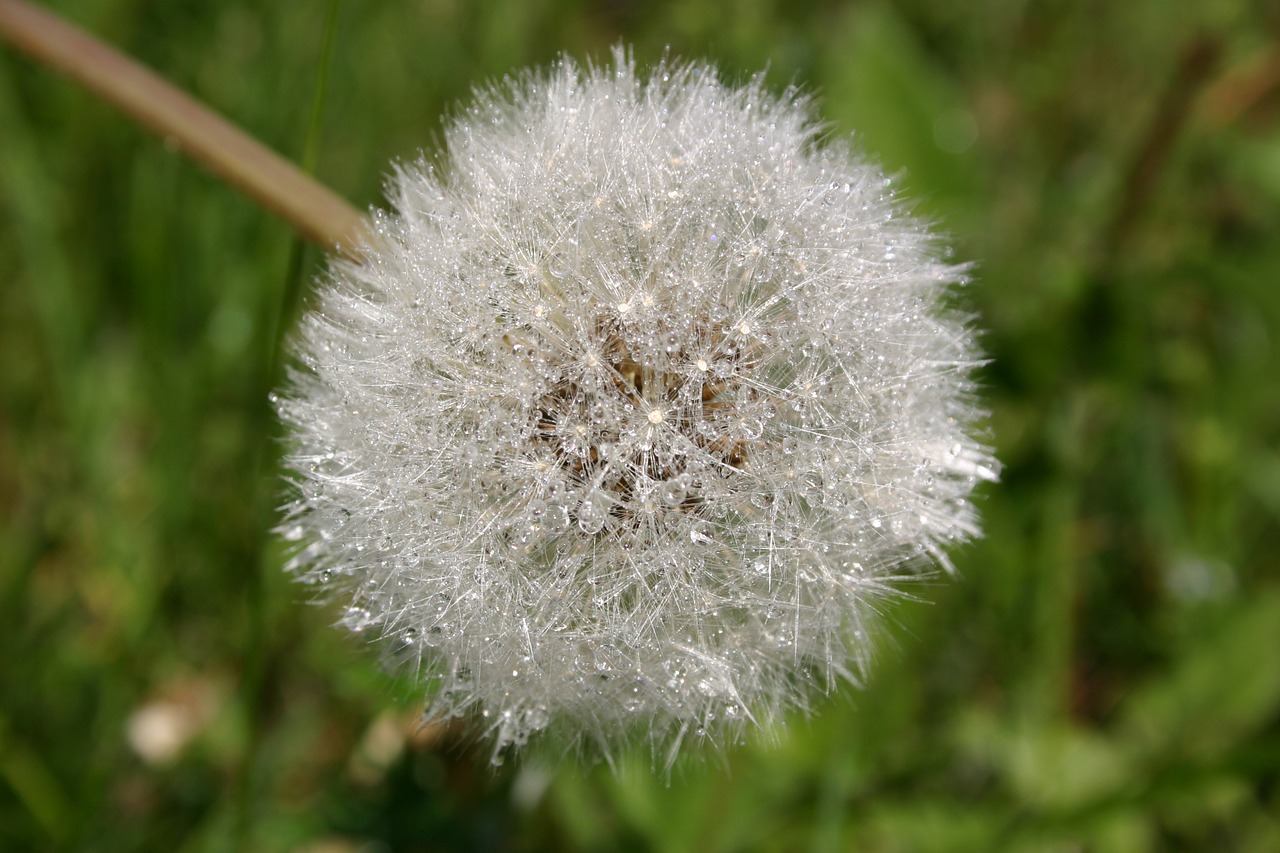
(277, 50, 996, 764)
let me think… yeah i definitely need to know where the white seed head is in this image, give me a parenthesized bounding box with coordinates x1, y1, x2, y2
(277, 48, 998, 765)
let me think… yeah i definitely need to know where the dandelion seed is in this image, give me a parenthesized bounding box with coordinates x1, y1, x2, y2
(276, 48, 997, 765)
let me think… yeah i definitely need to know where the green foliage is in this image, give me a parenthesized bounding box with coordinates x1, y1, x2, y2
(2, 0, 1278, 849)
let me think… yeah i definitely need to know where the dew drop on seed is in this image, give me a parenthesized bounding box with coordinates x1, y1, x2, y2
(342, 607, 372, 632)
(660, 479, 686, 507)
(689, 520, 714, 544)
(800, 471, 824, 498)
(544, 503, 571, 534)
(577, 492, 608, 534)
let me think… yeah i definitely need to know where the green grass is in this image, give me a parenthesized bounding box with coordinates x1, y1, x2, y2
(3, 0, 1279, 850)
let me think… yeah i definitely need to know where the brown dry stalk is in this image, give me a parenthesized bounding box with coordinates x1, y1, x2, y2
(1196, 42, 1280, 129)
(0, 0, 367, 254)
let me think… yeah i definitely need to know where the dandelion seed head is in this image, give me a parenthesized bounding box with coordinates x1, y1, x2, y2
(277, 48, 997, 765)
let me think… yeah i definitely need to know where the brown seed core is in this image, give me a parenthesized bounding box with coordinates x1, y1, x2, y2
(522, 316, 764, 532)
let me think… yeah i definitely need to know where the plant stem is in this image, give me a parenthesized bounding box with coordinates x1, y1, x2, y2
(1099, 36, 1220, 264)
(0, 0, 367, 254)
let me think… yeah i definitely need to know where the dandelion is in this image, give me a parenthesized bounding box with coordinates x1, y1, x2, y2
(276, 48, 997, 764)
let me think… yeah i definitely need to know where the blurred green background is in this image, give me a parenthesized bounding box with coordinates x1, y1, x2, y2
(3, 0, 1279, 850)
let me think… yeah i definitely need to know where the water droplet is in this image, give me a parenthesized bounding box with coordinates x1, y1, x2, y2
(544, 503, 571, 534)
(660, 479, 686, 507)
(577, 492, 608, 534)
(510, 523, 540, 553)
(689, 520, 714, 545)
(342, 607, 372, 632)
